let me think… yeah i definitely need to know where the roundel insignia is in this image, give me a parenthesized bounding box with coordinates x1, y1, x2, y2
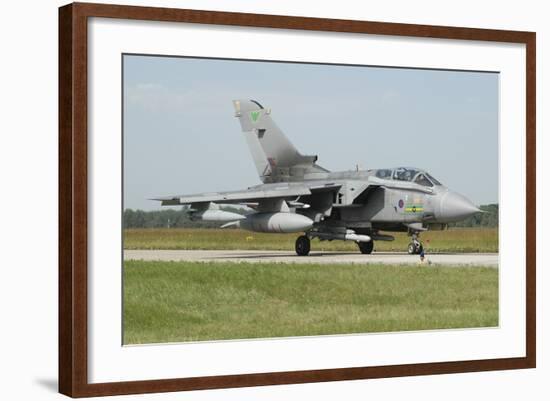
(398, 199, 404, 209)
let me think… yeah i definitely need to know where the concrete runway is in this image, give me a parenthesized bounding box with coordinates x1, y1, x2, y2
(124, 250, 498, 267)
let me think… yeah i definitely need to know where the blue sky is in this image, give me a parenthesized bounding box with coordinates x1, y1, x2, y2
(123, 55, 499, 210)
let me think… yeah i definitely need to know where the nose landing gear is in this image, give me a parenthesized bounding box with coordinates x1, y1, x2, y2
(407, 233, 424, 255)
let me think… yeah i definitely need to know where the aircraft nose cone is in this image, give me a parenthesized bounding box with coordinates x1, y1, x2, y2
(438, 191, 480, 222)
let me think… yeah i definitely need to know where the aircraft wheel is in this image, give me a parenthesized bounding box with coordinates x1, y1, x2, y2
(358, 241, 374, 254)
(295, 235, 311, 256)
(408, 242, 423, 255)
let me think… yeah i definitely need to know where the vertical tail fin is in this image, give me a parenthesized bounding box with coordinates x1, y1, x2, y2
(233, 99, 327, 183)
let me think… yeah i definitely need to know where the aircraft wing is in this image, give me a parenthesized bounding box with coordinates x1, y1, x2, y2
(152, 185, 312, 206)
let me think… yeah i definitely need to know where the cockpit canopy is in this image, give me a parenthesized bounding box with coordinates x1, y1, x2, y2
(374, 167, 442, 187)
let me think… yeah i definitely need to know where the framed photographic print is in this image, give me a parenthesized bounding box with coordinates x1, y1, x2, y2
(59, 2, 536, 397)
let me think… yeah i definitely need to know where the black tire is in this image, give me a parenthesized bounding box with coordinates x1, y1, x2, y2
(295, 235, 311, 256)
(358, 241, 374, 254)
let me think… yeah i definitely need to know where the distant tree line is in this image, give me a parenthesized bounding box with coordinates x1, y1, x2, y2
(448, 204, 498, 228)
(123, 206, 247, 229)
(124, 203, 498, 229)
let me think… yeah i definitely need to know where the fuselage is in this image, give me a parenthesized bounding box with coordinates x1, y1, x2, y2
(248, 166, 480, 234)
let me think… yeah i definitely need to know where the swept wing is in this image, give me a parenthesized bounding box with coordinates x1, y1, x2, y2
(152, 185, 312, 206)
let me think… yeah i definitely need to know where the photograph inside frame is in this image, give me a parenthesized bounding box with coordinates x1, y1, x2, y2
(122, 54, 499, 345)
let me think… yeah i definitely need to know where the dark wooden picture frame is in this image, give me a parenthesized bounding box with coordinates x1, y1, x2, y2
(59, 2, 536, 397)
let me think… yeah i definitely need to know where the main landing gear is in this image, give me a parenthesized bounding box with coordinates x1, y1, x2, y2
(407, 233, 424, 255)
(358, 241, 374, 254)
(295, 233, 375, 256)
(295, 235, 311, 256)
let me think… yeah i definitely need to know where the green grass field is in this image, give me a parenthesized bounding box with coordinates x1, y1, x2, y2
(123, 260, 498, 344)
(123, 227, 499, 253)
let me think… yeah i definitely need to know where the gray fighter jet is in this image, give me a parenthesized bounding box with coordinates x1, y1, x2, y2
(154, 99, 481, 256)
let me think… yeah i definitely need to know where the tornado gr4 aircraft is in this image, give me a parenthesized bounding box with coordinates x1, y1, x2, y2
(154, 99, 481, 256)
